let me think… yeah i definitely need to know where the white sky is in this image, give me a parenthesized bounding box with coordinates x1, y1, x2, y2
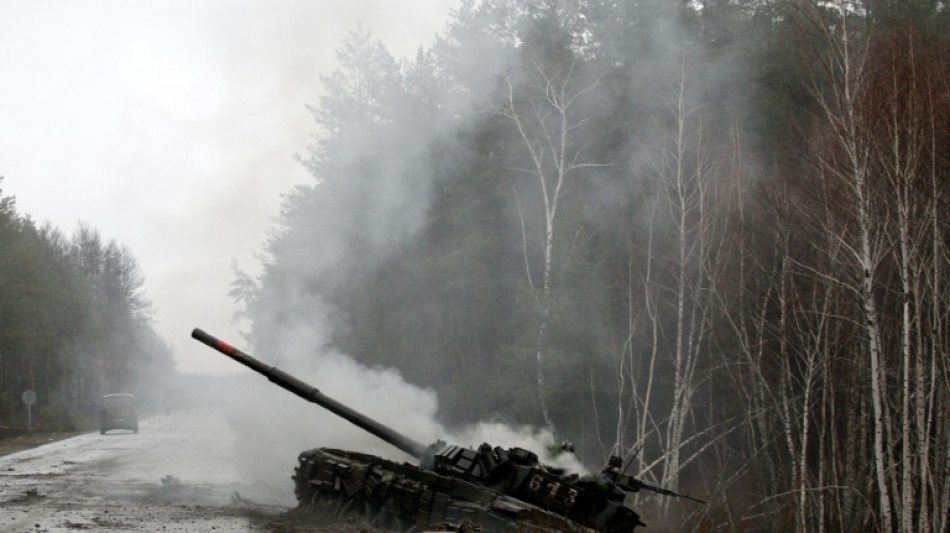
(0, 0, 457, 374)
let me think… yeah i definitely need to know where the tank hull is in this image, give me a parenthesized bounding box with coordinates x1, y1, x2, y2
(192, 329, 650, 531)
(293, 447, 644, 532)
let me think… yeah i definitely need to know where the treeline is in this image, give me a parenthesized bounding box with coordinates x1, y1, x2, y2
(235, 1, 949, 531)
(0, 180, 175, 430)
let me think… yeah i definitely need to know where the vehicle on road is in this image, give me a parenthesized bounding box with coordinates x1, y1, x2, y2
(99, 393, 138, 434)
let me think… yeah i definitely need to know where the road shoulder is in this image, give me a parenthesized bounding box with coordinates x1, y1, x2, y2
(0, 430, 87, 458)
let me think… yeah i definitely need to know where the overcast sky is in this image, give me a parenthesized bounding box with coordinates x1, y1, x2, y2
(0, 0, 457, 374)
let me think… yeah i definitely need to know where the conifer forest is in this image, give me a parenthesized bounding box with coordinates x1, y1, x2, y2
(0, 199, 175, 426)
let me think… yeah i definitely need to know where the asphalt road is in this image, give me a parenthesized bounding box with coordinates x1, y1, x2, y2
(0, 411, 288, 532)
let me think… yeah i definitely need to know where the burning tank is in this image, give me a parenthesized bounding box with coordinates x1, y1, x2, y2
(191, 328, 704, 532)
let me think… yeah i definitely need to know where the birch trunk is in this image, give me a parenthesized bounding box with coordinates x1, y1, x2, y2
(500, 56, 603, 437)
(811, 8, 894, 528)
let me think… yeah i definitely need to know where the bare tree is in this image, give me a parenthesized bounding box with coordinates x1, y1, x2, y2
(771, 4, 950, 530)
(499, 42, 604, 437)
(805, 6, 896, 529)
(627, 51, 727, 501)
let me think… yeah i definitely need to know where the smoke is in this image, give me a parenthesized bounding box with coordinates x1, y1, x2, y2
(211, 6, 604, 503)
(221, 344, 587, 504)
(217, 0, 750, 504)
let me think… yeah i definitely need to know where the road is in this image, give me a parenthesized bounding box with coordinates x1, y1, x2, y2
(0, 411, 290, 532)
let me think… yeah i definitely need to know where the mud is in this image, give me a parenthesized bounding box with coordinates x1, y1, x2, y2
(0, 431, 87, 458)
(0, 413, 393, 533)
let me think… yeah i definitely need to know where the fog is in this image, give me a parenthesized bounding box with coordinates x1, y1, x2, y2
(1, 0, 595, 505)
(5, 0, 723, 506)
(4, 2, 943, 528)
(193, 0, 707, 500)
(0, 0, 457, 375)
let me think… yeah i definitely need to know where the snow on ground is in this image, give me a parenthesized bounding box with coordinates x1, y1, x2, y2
(0, 411, 283, 532)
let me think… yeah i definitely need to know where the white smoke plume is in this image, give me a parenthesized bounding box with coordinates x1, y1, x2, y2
(213, 3, 701, 503)
(221, 340, 589, 505)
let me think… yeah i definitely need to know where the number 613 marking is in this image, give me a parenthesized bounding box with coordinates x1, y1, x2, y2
(527, 474, 578, 505)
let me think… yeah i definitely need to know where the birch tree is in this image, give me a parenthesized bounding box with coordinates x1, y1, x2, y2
(497, 9, 605, 436)
(863, 25, 950, 533)
(642, 51, 723, 495)
(783, 4, 950, 529)
(805, 6, 896, 529)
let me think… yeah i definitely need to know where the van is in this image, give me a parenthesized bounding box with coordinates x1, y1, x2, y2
(98, 393, 139, 434)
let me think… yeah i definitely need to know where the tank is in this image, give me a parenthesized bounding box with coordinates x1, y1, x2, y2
(192, 328, 704, 532)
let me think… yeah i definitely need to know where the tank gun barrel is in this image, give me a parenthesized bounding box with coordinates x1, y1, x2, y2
(191, 328, 430, 460)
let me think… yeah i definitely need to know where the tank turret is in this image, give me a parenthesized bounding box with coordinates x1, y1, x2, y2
(192, 328, 703, 531)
